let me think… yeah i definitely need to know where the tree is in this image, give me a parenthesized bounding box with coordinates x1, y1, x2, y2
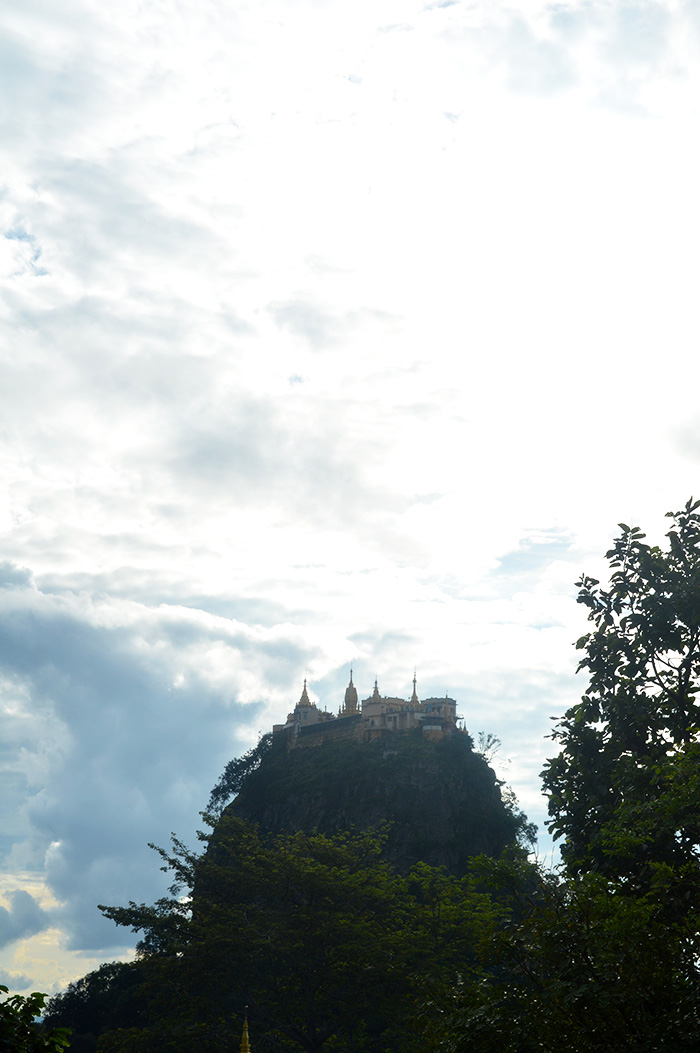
(542, 498, 700, 882)
(0, 986, 71, 1053)
(207, 733, 273, 817)
(41, 963, 144, 1053)
(436, 501, 700, 1051)
(97, 818, 502, 1052)
(435, 852, 700, 1053)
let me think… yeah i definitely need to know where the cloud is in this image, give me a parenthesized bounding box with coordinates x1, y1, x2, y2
(499, 15, 579, 95)
(0, 563, 34, 590)
(267, 298, 391, 351)
(494, 532, 576, 583)
(162, 393, 394, 526)
(0, 536, 581, 956)
(2, 0, 700, 995)
(0, 890, 50, 949)
(0, 966, 34, 989)
(268, 299, 343, 349)
(426, 0, 691, 113)
(0, 576, 319, 951)
(602, 1, 671, 68)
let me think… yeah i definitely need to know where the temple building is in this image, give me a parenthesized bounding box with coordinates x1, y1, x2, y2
(272, 672, 461, 749)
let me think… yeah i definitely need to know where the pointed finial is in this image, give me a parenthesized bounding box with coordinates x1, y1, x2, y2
(411, 671, 419, 705)
(299, 679, 310, 705)
(344, 669, 359, 713)
(241, 1007, 251, 1053)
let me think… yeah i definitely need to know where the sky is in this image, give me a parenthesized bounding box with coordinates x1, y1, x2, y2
(2, 0, 700, 994)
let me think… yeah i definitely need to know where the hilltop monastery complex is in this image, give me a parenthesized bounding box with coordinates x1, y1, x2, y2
(273, 673, 462, 749)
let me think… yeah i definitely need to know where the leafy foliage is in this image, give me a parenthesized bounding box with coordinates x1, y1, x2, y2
(476, 732, 502, 765)
(97, 818, 505, 1052)
(41, 964, 143, 1053)
(435, 856, 700, 1053)
(207, 732, 273, 816)
(0, 986, 71, 1052)
(543, 498, 700, 881)
(437, 500, 700, 1051)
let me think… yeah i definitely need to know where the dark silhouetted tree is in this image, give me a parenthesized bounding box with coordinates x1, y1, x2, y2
(437, 501, 700, 1052)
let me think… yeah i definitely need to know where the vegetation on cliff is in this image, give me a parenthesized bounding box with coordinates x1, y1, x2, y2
(220, 728, 535, 874)
(89, 821, 510, 1052)
(46, 717, 527, 1050)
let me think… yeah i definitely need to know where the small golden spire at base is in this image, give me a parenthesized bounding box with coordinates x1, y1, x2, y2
(240, 1007, 251, 1052)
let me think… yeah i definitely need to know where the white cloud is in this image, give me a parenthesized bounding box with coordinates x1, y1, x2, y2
(2, 0, 700, 992)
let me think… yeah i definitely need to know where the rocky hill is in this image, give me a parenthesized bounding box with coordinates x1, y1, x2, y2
(220, 728, 533, 875)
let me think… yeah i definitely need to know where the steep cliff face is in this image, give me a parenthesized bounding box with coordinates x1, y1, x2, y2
(224, 730, 531, 875)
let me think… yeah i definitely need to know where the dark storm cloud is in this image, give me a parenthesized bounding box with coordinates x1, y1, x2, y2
(0, 576, 314, 952)
(0, 891, 50, 949)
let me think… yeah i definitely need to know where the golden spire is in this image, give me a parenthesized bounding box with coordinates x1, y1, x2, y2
(410, 671, 419, 705)
(343, 668, 358, 714)
(372, 677, 381, 701)
(299, 678, 310, 705)
(240, 1008, 251, 1052)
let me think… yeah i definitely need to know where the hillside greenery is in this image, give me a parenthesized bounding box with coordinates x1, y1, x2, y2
(222, 728, 535, 873)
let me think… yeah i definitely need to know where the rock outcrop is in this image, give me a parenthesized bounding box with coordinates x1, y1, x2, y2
(225, 729, 531, 875)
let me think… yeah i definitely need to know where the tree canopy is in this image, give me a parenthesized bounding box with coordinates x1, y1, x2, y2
(438, 500, 700, 1051)
(95, 818, 504, 1052)
(1, 986, 71, 1053)
(543, 498, 700, 882)
(42, 964, 143, 1053)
